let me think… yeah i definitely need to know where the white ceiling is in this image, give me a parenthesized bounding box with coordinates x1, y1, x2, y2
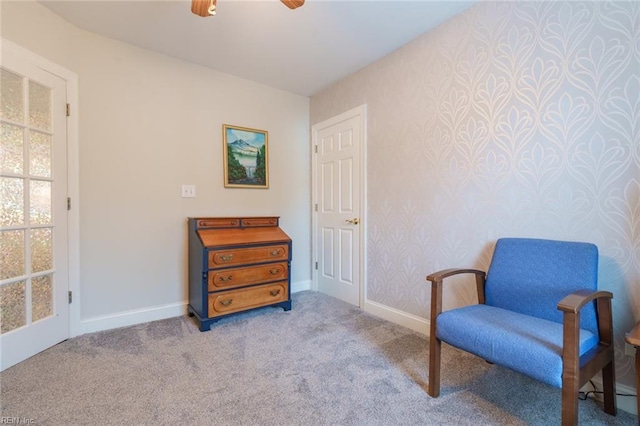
(41, 0, 477, 97)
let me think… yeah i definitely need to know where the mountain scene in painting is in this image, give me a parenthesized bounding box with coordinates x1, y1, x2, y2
(229, 139, 259, 156)
(226, 134, 266, 186)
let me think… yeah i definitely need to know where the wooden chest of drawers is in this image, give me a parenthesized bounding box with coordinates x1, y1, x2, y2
(187, 216, 292, 331)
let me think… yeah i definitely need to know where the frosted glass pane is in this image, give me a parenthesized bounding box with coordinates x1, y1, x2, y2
(1, 280, 26, 333)
(1, 69, 24, 123)
(29, 81, 51, 131)
(1, 123, 24, 174)
(1, 177, 25, 226)
(30, 180, 51, 225)
(0, 230, 25, 280)
(29, 131, 51, 177)
(32, 274, 53, 322)
(31, 227, 52, 273)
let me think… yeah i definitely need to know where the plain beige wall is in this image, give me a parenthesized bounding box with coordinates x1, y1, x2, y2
(1, 1, 311, 323)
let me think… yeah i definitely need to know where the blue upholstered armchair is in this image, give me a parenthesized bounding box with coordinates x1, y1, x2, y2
(426, 238, 616, 425)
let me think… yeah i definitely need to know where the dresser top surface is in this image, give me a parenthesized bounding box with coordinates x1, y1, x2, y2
(197, 226, 291, 248)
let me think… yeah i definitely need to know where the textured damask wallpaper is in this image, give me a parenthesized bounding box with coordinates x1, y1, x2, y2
(310, 1, 639, 388)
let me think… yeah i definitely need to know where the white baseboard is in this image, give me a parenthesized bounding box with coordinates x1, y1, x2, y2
(291, 279, 311, 293)
(363, 298, 429, 336)
(614, 382, 637, 416)
(80, 279, 312, 335)
(81, 302, 186, 334)
(586, 377, 637, 416)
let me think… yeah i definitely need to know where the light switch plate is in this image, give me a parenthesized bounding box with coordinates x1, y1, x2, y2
(181, 184, 196, 198)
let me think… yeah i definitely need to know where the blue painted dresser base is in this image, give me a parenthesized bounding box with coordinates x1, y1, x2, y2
(187, 301, 292, 332)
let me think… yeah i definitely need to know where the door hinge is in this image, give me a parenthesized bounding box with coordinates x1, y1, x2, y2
(314, 145, 318, 154)
(68, 291, 73, 304)
(315, 262, 318, 270)
(66, 103, 70, 117)
(315, 203, 318, 212)
(67, 197, 71, 211)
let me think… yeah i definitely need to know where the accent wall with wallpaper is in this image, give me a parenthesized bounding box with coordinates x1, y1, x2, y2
(311, 1, 639, 393)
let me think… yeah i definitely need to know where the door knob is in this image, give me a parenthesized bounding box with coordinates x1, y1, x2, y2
(345, 218, 360, 225)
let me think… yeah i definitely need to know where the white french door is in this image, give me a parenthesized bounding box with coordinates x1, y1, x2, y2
(312, 105, 366, 307)
(0, 46, 69, 371)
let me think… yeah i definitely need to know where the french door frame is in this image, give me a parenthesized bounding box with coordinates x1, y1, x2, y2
(2, 38, 81, 338)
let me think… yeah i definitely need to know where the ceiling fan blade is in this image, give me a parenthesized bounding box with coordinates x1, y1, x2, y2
(192, 0, 215, 17)
(281, 0, 305, 9)
(192, 0, 302, 17)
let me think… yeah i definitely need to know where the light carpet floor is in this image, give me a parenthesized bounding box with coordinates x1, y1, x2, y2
(1, 290, 636, 425)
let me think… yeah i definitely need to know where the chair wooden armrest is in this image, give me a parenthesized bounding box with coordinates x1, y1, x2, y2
(557, 289, 613, 313)
(557, 289, 614, 347)
(427, 268, 486, 282)
(427, 268, 487, 309)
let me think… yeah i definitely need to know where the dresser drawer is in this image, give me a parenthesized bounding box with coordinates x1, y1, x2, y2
(196, 218, 240, 228)
(208, 245, 289, 267)
(208, 262, 288, 291)
(208, 282, 288, 317)
(241, 217, 278, 227)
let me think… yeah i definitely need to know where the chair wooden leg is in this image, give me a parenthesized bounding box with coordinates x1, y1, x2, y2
(561, 378, 579, 426)
(562, 311, 580, 426)
(428, 336, 441, 397)
(428, 278, 443, 398)
(601, 360, 617, 415)
(636, 348, 640, 421)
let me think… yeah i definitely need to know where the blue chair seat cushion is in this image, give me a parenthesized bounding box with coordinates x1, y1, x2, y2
(436, 304, 599, 388)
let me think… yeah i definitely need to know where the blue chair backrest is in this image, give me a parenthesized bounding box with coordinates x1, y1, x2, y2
(485, 238, 599, 336)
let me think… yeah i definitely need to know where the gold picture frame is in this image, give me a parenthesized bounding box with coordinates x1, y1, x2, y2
(223, 124, 269, 188)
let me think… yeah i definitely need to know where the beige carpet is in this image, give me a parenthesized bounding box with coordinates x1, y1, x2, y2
(1, 291, 635, 425)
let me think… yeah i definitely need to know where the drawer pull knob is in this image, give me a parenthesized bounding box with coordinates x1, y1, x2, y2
(269, 289, 281, 297)
(219, 299, 233, 307)
(219, 275, 233, 282)
(269, 268, 280, 275)
(219, 254, 234, 262)
(270, 249, 282, 257)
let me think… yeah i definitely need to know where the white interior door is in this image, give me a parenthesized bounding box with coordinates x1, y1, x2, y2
(1, 48, 69, 371)
(312, 106, 365, 306)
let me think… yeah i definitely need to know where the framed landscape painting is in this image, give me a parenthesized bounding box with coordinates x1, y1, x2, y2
(223, 124, 269, 188)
